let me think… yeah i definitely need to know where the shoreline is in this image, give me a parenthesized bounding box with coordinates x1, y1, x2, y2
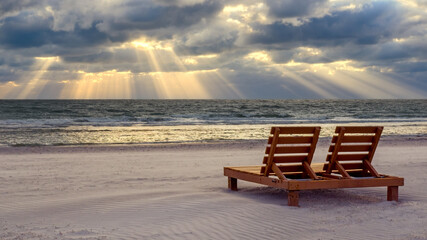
(1, 134, 426, 154)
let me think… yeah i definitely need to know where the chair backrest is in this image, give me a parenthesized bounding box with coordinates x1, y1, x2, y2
(261, 126, 321, 180)
(324, 126, 383, 178)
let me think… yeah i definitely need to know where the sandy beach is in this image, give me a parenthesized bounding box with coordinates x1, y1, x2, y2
(1, 136, 426, 239)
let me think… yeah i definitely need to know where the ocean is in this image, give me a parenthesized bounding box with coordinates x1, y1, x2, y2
(0, 99, 426, 146)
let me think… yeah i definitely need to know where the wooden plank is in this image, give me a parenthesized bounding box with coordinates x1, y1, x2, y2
(366, 127, 383, 163)
(335, 162, 351, 178)
(363, 160, 380, 178)
(328, 144, 372, 152)
(320, 173, 342, 179)
(263, 155, 308, 164)
(226, 166, 263, 175)
(268, 136, 313, 144)
(323, 162, 364, 170)
(286, 176, 404, 190)
(311, 163, 325, 173)
(332, 135, 375, 143)
(335, 126, 381, 133)
(307, 127, 320, 165)
(272, 163, 286, 180)
(261, 164, 304, 173)
(327, 128, 345, 174)
(288, 190, 299, 207)
(337, 153, 369, 161)
(264, 128, 280, 176)
(302, 161, 319, 180)
(228, 177, 237, 191)
(387, 186, 398, 201)
(322, 170, 366, 176)
(265, 146, 311, 154)
(225, 166, 404, 191)
(270, 127, 318, 134)
(224, 168, 290, 189)
(326, 153, 370, 161)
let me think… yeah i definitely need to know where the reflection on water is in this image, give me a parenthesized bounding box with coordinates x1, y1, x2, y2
(1, 122, 426, 146)
(0, 99, 425, 146)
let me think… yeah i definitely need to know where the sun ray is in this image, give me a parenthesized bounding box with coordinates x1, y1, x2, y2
(59, 70, 135, 99)
(211, 71, 244, 98)
(131, 38, 212, 99)
(16, 57, 58, 99)
(273, 64, 336, 98)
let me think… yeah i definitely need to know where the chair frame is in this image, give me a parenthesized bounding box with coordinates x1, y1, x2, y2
(224, 126, 404, 207)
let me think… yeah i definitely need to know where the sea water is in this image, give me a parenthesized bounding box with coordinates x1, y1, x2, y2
(0, 99, 426, 146)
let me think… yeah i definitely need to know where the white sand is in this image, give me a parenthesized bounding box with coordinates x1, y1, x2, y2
(0, 137, 426, 239)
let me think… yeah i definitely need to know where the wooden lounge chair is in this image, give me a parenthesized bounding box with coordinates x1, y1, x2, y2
(316, 126, 404, 200)
(224, 126, 404, 207)
(224, 126, 322, 206)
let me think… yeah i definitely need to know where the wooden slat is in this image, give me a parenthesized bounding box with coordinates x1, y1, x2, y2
(366, 127, 383, 163)
(271, 163, 286, 180)
(320, 173, 343, 179)
(328, 144, 372, 152)
(327, 153, 369, 161)
(335, 126, 382, 133)
(363, 160, 380, 178)
(326, 128, 345, 174)
(267, 136, 313, 144)
(323, 162, 364, 170)
(306, 127, 321, 165)
(335, 162, 351, 178)
(261, 164, 304, 173)
(286, 176, 404, 190)
(265, 146, 311, 154)
(263, 155, 308, 164)
(302, 161, 319, 180)
(270, 127, 318, 134)
(337, 153, 369, 161)
(224, 168, 290, 189)
(264, 128, 280, 176)
(332, 135, 375, 143)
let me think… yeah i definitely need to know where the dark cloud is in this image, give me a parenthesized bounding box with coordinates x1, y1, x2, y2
(250, 2, 403, 46)
(0, 68, 20, 83)
(62, 51, 114, 63)
(266, 0, 327, 18)
(0, 13, 112, 49)
(391, 61, 427, 73)
(0, 0, 45, 17)
(0, 13, 54, 48)
(0, 0, 426, 98)
(108, 0, 223, 31)
(0, 0, 224, 54)
(0, 51, 35, 71)
(174, 28, 238, 55)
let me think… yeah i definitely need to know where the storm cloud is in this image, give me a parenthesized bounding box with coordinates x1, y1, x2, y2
(0, 0, 426, 98)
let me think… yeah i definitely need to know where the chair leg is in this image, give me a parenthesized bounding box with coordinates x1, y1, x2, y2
(387, 186, 398, 201)
(228, 177, 237, 191)
(288, 190, 299, 207)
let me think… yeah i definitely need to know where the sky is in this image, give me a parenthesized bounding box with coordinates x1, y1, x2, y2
(0, 0, 426, 99)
